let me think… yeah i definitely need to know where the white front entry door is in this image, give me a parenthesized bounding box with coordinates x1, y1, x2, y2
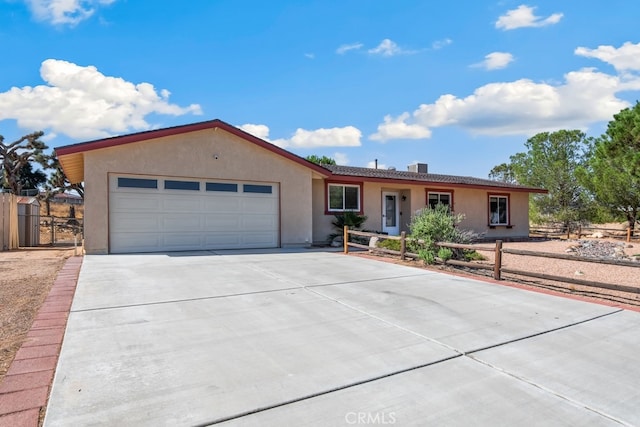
(382, 192, 400, 235)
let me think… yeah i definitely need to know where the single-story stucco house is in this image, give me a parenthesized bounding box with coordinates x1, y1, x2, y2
(56, 119, 546, 254)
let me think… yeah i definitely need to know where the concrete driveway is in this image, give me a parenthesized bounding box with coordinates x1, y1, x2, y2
(45, 249, 640, 426)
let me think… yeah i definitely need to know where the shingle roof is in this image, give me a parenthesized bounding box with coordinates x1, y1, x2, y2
(323, 165, 546, 193)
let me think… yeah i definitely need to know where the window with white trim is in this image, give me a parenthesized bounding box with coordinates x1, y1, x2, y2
(428, 192, 452, 210)
(328, 184, 360, 212)
(489, 195, 509, 225)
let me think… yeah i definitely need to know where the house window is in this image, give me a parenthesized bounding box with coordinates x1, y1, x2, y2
(164, 180, 200, 191)
(118, 177, 157, 189)
(427, 191, 452, 210)
(206, 182, 238, 192)
(328, 183, 361, 212)
(489, 195, 509, 225)
(243, 184, 272, 194)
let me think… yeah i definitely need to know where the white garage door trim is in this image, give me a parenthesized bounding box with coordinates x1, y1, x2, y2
(109, 174, 279, 253)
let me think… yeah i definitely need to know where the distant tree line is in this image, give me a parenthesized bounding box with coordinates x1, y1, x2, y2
(489, 102, 640, 234)
(0, 130, 84, 214)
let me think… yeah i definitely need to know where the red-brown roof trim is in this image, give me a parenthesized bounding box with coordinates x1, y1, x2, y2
(54, 119, 330, 176)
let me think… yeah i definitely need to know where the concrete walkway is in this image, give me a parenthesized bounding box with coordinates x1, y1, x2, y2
(43, 250, 640, 426)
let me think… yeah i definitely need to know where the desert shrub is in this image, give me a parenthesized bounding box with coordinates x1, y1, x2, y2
(437, 247, 453, 262)
(377, 238, 401, 252)
(419, 249, 436, 265)
(463, 250, 486, 261)
(409, 204, 477, 264)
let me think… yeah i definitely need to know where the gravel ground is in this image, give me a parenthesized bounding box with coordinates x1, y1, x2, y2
(466, 238, 640, 308)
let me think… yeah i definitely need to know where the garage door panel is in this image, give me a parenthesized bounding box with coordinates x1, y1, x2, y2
(109, 175, 279, 253)
(241, 198, 277, 213)
(203, 233, 243, 247)
(111, 233, 161, 253)
(161, 214, 203, 230)
(205, 214, 241, 229)
(161, 233, 203, 249)
(111, 213, 160, 233)
(241, 232, 277, 245)
(161, 197, 202, 212)
(204, 197, 242, 212)
(242, 214, 278, 230)
(113, 193, 161, 211)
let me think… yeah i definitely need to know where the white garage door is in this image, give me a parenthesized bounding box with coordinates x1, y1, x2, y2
(109, 175, 279, 253)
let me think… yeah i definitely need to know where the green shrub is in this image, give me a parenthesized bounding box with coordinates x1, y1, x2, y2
(409, 204, 476, 260)
(463, 250, 486, 261)
(328, 211, 368, 242)
(332, 211, 368, 230)
(437, 247, 453, 262)
(377, 238, 401, 251)
(419, 249, 436, 265)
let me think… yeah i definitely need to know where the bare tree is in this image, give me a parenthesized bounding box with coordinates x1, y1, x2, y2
(0, 131, 48, 195)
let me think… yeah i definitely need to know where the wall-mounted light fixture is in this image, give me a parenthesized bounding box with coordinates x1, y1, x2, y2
(401, 194, 407, 201)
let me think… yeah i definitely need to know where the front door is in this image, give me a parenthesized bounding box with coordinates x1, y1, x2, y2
(382, 192, 400, 235)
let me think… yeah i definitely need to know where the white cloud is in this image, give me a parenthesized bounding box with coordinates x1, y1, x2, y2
(24, 0, 116, 26)
(575, 42, 640, 72)
(239, 124, 362, 148)
(333, 152, 349, 165)
(432, 38, 453, 50)
(239, 124, 270, 140)
(336, 42, 363, 55)
(496, 5, 563, 30)
(370, 113, 432, 141)
(370, 68, 640, 141)
(368, 39, 417, 57)
(304, 53, 315, 59)
(0, 59, 202, 139)
(472, 52, 514, 70)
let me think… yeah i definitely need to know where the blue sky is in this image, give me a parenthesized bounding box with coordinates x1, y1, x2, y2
(1, 1, 640, 178)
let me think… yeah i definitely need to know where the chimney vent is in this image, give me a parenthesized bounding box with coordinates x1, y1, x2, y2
(408, 163, 428, 173)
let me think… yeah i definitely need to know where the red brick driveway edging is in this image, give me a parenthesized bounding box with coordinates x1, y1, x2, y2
(0, 256, 83, 427)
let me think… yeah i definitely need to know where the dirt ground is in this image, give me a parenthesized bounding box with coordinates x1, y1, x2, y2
(0, 247, 76, 382)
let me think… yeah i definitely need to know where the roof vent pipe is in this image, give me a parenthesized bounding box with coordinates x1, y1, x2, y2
(374, 159, 378, 169)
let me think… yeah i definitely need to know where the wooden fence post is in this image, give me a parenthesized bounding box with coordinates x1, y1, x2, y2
(577, 225, 582, 239)
(627, 227, 632, 243)
(494, 240, 503, 280)
(400, 231, 406, 261)
(343, 226, 349, 254)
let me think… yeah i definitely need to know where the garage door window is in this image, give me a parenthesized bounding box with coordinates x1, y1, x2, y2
(118, 177, 157, 189)
(165, 180, 200, 191)
(244, 184, 272, 194)
(206, 182, 238, 192)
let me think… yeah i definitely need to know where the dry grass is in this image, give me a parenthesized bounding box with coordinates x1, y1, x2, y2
(40, 202, 84, 219)
(0, 247, 75, 381)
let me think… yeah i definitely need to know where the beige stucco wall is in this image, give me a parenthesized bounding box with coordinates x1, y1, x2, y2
(83, 128, 316, 254)
(312, 180, 531, 243)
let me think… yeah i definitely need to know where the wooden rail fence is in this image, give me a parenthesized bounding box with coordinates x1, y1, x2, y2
(530, 225, 637, 242)
(343, 226, 640, 295)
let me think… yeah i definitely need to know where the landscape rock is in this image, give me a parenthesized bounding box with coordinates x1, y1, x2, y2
(369, 236, 379, 249)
